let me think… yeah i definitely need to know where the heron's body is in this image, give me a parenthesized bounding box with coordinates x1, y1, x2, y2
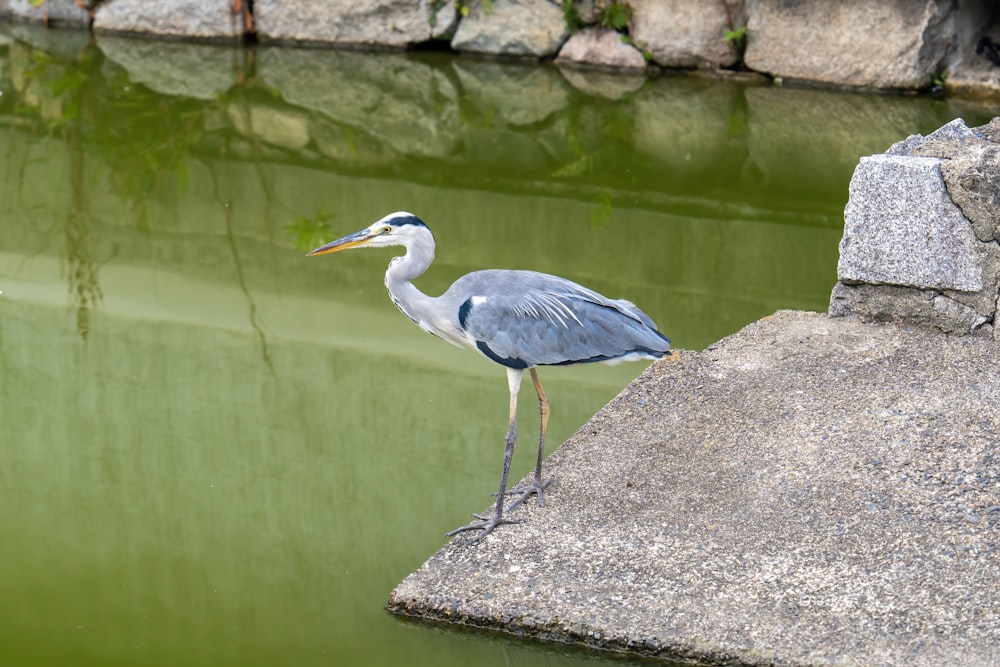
(309, 212, 672, 543)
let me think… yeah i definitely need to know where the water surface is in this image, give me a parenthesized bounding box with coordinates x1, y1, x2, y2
(0, 24, 994, 667)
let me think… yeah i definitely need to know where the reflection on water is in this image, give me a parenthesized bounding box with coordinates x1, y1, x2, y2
(0, 23, 994, 667)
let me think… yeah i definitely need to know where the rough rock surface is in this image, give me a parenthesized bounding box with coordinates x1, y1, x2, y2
(388, 310, 1000, 667)
(94, 0, 242, 40)
(832, 117, 1000, 337)
(255, 0, 456, 47)
(5, 0, 89, 26)
(839, 154, 984, 291)
(629, 0, 741, 69)
(555, 27, 645, 70)
(944, 5, 1000, 98)
(744, 0, 954, 89)
(451, 0, 567, 59)
(913, 118, 1000, 244)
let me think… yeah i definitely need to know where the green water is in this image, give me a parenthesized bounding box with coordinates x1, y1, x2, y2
(0, 24, 995, 667)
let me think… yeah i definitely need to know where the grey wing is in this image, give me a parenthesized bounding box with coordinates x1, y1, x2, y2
(453, 270, 671, 369)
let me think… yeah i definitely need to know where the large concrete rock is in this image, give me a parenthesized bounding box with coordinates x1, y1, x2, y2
(555, 26, 646, 70)
(831, 118, 1000, 337)
(629, 0, 741, 69)
(451, 0, 568, 59)
(745, 0, 954, 89)
(94, 0, 243, 40)
(389, 310, 1000, 667)
(5, 0, 90, 26)
(255, 0, 456, 47)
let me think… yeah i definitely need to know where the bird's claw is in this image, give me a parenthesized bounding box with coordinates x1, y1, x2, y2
(446, 512, 522, 544)
(503, 476, 553, 512)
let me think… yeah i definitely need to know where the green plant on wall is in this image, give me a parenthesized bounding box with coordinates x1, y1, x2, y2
(560, 0, 585, 33)
(722, 0, 747, 65)
(594, 3, 651, 59)
(598, 2, 632, 32)
(724, 26, 747, 45)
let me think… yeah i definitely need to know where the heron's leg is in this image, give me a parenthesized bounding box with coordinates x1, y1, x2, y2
(505, 367, 554, 512)
(446, 368, 524, 543)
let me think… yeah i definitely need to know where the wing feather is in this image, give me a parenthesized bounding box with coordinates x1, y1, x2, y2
(448, 270, 670, 368)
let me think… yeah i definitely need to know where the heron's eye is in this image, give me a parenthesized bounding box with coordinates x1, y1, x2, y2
(382, 226, 392, 234)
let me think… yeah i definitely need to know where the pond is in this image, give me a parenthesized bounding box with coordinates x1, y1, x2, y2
(0, 22, 994, 667)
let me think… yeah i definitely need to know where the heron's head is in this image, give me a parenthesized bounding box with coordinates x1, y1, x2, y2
(307, 212, 431, 256)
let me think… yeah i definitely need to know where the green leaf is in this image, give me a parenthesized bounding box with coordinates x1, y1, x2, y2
(724, 27, 747, 43)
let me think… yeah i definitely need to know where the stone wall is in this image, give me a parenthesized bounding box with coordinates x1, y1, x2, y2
(2, 0, 1000, 97)
(830, 117, 1000, 338)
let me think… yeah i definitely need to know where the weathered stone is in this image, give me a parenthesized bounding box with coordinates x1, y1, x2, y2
(941, 4, 1000, 99)
(833, 117, 1000, 338)
(887, 117, 979, 155)
(556, 27, 646, 70)
(451, 0, 568, 59)
(96, 35, 238, 100)
(572, 0, 595, 24)
(904, 125, 1000, 244)
(629, 0, 741, 69)
(831, 283, 995, 335)
(745, 0, 954, 89)
(556, 66, 646, 100)
(839, 154, 983, 291)
(830, 283, 992, 335)
(5, 0, 89, 26)
(977, 116, 1000, 143)
(255, 0, 456, 47)
(94, 0, 242, 40)
(942, 143, 1000, 243)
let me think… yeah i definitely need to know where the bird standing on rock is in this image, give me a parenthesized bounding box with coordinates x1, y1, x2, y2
(308, 212, 673, 543)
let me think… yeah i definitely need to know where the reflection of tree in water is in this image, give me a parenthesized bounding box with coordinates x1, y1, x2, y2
(65, 119, 103, 339)
(12, 37, 277, 350)
(28, 45, 106, 338)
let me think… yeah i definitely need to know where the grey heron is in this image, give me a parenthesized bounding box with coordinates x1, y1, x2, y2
(308, 212, 672, 543)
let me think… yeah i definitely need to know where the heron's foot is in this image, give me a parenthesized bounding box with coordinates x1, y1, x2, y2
(504, 476, 553, 512)
(445, 511, 521, 544)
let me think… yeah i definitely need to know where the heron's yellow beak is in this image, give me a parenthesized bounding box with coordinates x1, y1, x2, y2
(307, 229, 377, 256)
